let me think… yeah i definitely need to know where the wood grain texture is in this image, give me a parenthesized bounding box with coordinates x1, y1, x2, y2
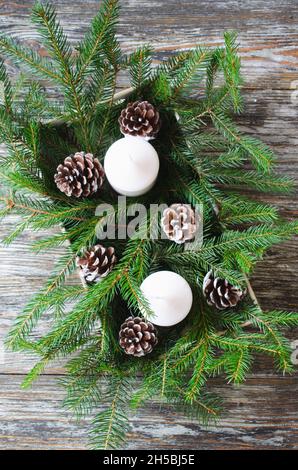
(0, 374, 297, 450)
(0, 0, 297, 450)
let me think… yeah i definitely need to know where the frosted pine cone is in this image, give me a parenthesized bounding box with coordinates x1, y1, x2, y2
(161, 203, 197, 244)
(77, 244, 116, 285)
(119, 316, 158, 357)
(119, 100, 161, 138)
(54, 152, 104, 197)
(203, 271, 246, 310)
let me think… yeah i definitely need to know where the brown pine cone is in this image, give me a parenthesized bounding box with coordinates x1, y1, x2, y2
(161, 203, 197, 244)
(203, 271, 246, 310)
(77, 244, 116, 285)
(119, 316, 158, 357)
(54, 152, 104, 198)
(119, 100, 161, 138)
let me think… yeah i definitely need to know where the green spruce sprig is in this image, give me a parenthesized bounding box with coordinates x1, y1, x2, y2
(0, 1, 297, 449)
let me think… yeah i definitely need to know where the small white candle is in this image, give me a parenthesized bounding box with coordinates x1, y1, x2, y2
(104, 136, 159, 197)
(140, 271, 193, 327)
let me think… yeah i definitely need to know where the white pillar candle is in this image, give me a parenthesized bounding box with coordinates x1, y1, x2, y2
(140, 271, 193, 327)
(104, 136, 159, 197)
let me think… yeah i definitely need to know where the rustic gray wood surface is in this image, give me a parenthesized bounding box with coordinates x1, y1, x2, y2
(0, 0, 297, 450)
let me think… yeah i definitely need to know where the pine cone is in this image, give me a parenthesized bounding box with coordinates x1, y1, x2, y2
(119, 316, 158, 357)
(54, 152, 104, 197)
(161, 203, 197, 244)
(119, 100, 161, 138)
(77, 244, 116, 285)
(203, 271, 246, 310)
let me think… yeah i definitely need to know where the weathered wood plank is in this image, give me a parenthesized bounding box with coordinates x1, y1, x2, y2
(0, 374, 297, 450)
(0, 0, 298, 90)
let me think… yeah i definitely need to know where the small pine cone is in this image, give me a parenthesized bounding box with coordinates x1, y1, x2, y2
(119, 100, 161, 138)
(54, 152, 104, 198)
(203, 271, 246, 310)
(77, 244, 116, 285)
(161, 203, 197, 244)
(119, 316, 158, 357)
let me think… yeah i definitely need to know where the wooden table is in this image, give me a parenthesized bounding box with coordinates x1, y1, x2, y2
(0, 0, 297, 450)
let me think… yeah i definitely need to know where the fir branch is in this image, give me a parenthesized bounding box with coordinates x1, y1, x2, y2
(130, 372, 157, 409)
(219, 197, 279, 225)
(21, 357, 50, 388)
(6, 250, 78, 350)
(210, 168, 294, 193)
(200, 223, 298, 258)
(1, 9, 297, 450)
(168, 386, 221, 424)
(170, 339, 204, 375)
(31, 3, 73, 75)
(62, 347, 110, 418)
(242, 308, 293, 372)
(32, 236, 150, 357)
(2, 213, 36, 246)
(220, 31, 243, 113)
(206, 47, 224, 98)
(264, 311, 298, 327)
(127, 45, 153, 88)
(172, 47, 212, 97)
(120, 270, 153, 318)
(224, 349, 252, 384)
(31, 3, 90, 148)
(210, 110, 275, 173)
(0, 109, 36, 170)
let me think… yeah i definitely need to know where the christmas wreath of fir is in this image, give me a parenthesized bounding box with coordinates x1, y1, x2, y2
(0, 1, 297, 449)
